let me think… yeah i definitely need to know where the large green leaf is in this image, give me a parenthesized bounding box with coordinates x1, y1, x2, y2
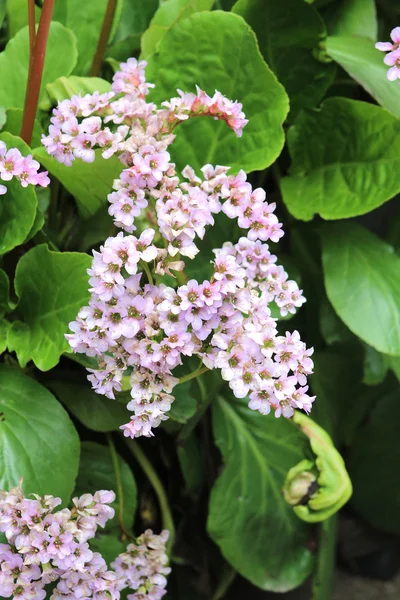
(0, 365, 79, 503)
(146, 11, 289, 174)
(322, 223, 400, 356)
(74, 441, 137, 532)
(108, 0, 158, 58)
(0, 269, 10, 317)
(53, 0, 123, 75)
(281, 98, 400, 221)
(141, 0, 214, 58)
(47, 380, 128, 432)
(0, 22, 77, 111)
(46, 76, 111, 105)
(208, 396, 313, 592)
(2, 109, 43, 149)
(232, 0, 335, 118)
(6, 0, 40, 38)
(322, 0, 377, 39)
(7, 245, 91, 370)
(326, 36, 400, 119)
(348, 389, 400, 533)
(33, 147, 122, 219)
(0, 132, 37, 255)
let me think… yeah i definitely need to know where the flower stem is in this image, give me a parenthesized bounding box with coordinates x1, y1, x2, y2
(312, 515, 337, 600)
(20, 0, 55, 146)
(89, 0, 118, 77)
(178, 364, 209, 385)
(123, 437, 175, 554)
(106, 433, 132, 541)
(140, 260, 154, 286)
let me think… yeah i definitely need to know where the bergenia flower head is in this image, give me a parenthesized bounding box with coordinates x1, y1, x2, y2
(0, 141, 49, 195)
(376, 27, 400, 81)
(44, 57, 315, 439)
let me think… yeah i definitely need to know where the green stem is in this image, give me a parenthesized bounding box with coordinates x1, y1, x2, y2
(123, 437, 175, 553)
(89, 0, 118, 76)
(106, 433, 132, 541)
(211, 563, 236, 600)
(140, 260, 154, 286)
(312, 515, 337, 600)
(20, 0, 55, 145)
(178, 364, 209, 385)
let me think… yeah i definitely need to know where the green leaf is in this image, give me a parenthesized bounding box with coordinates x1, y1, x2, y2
(53, 0, 123, 75)
(75, 441, 137, 532)
(2, 109, 43, 149)
(348, 389, 400, 533)
(0, 269, 10, 317)
(46, 76, 111, 105)
(6, 0, 40, 38)
(362, 345, 389, 386)
(281, 98, 400, 221)
(90, 534, 126, 567)
(47, 380, 128, 432)
(322, 0, 377, 40)
(232, 0, 335, 118)
(0, 320, 10, 354)
(326, 36, 400, 119)
(322, 223, 400, 356)
(108, 0, 158, 57)
(208, 395, 313, 592)
(0, 22, 77, 111)
(146, 11, 288, 174)
(0, 365, 79, 503)
(141, 0, 214, 58)
(0, 132, 37, 255)
(167, 381, 197, 423)
(177, 431, 205, 496)
(7, 245, 91, 370)
(33, 147, 122, 219)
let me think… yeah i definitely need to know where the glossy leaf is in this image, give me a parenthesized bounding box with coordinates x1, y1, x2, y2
(326, 36, 400, 119)
(146, 11, 289, 174)
(7, 245, 91, 370)
(322, 0, 377, 39)
(233, 0, 335, 118)
(0, 22, 77, 110)
(208, 395, 313, 592)
(141, 0, 214, 58)
(46, 76, 111, 104)
(0, 365, 79, 503)
(0, 133, 37, 255)
(33, 148, 122, 219)
(47, 380, 128, 432)
(348, 389, 400, 533)
(322, 223, 400, 356)
(281, 98, 400, 220)
(75, 441, 137, 532)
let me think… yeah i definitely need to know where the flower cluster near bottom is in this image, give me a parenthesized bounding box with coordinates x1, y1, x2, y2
(0, 486, 169, 600)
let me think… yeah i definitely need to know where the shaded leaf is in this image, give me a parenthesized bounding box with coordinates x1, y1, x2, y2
(2, 109, 43, 149)
(322, 0, 377, 40)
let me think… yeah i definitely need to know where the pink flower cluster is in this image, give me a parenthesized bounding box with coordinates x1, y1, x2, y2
(0, 141, 49, 195)
(49, 58, 314, 438)
(112, 530, 170, 600)
(0, 484, 169, 600)
(376, 27, 400, 81)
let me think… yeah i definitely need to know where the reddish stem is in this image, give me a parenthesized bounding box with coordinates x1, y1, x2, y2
(89, 0, 118, 77)
(28, 0, 36, 67)
(20, 0, 55, 146)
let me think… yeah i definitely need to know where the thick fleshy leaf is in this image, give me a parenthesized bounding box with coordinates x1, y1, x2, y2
(326, 36, 400, 119)
(0, 132, 37, 255)
(47, 380, 128, 432)
(53, 0, 123, 75)
(2, 109, 43, 148)
(141, 0, 214, 58)
(33, 148, 122, 218)
(7, 245, 91, 370)
(0, 22, 77, 110)
(281, 98, 400, 220)
(232, 0, 335, 118)
(46, 76, 111, 104)
(0, 365, 79, 503)
(322, 223, 400, 356)
(348, 389, 400, 533)
(208, 396, 313, 592)
(74, 441, 137, 532)
(146, 11, 289, 174)
(322, 0, 377, 39)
